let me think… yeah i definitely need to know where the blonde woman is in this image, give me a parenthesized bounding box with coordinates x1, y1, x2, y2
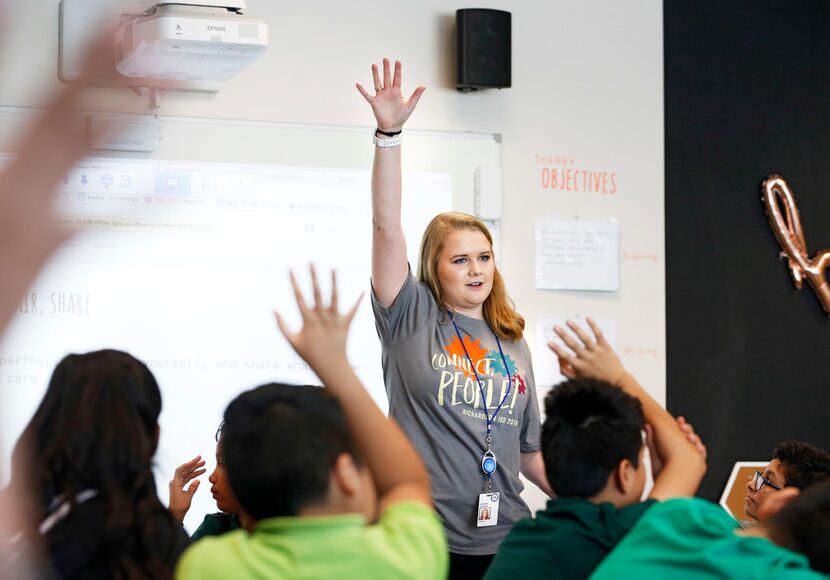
(357, 59, 552, 580)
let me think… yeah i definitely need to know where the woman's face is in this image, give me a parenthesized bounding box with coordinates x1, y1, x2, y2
(436, 228, 494, 318)
(208, 440, 243, 515)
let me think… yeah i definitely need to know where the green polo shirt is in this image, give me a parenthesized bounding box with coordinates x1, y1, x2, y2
(591, 498, 825, 579)
(484, 497, 656, 580)
(175, 501, 447, 580)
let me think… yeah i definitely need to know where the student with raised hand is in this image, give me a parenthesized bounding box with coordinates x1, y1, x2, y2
(592, 471, 830, 578)
(358, 58, 550, 579)
(8, 350, 190, 579)
(175, 267, 448, 579)
(549, 318, 707, 499)
(168, 423, 254, 540)
(484, 318, 706, 580)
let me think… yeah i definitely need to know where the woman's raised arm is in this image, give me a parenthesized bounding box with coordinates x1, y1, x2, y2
(356, 58, 425, 307)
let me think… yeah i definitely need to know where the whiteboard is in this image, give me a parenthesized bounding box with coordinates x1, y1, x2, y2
(0, 107, 500, 532)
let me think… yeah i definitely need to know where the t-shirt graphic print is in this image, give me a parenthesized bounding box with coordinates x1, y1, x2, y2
(372, 273, 541, 555)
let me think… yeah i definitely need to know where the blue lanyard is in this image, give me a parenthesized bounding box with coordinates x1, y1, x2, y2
(447, 310, 513, 439)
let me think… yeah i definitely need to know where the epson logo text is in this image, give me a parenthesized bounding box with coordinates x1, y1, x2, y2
(207, 25, 226, 32)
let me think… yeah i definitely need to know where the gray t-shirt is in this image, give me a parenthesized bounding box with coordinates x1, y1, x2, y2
(372, 273, 542, 555)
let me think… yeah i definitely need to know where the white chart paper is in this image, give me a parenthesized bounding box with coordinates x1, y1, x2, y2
(534, 218, 619, 291)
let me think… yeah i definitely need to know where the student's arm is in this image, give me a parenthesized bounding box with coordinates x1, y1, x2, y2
(0, 33, 116, 334)
(356, 58, 425, 307)
(520, 451, 556, 498)
(276, 267, 432, 511)
(645, 416, 708, 478)
(548, 318, 706, 500)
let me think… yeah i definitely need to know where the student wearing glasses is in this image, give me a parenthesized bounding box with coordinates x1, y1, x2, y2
(744, 440, 830, 522)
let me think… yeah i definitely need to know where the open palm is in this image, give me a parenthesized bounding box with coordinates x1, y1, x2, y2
(356, 58, 425, 132)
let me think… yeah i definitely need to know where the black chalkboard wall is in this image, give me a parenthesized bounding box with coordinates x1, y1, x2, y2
(664, 1, 830, 501)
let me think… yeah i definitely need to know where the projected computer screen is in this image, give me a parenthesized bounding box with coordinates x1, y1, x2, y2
(0, 156, 451, 531)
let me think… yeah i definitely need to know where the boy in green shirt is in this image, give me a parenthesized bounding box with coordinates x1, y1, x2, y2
(592, 478, 830, 578)
(176, 268, 448, 579)
(485, 319, 706, 580)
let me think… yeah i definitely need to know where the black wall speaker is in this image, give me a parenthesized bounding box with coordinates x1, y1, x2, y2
(456, 8, 511, 91)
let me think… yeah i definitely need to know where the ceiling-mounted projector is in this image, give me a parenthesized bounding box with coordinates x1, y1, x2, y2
(115, 1, 268, 83)
(59, 0, 267, 92)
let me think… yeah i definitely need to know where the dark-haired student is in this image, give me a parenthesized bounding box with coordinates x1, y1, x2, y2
(592, 474, 830, 578)
(484, 318, 706, 580)
(169, 423, 254, 540)
(8, 350, 190, 579)
(744, 440, 830, 523)
(176, 268, 448, 579)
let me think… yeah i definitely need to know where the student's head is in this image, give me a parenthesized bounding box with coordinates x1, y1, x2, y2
(542, 378, 646, 505)
(744, 440, 830, 520)
(764, 478, 830, 575)
(13, 349, 174, 576)
(17, 350, 161, 502)
(222, 383, 375, 522)
(208, 422, 244, 515)
(418, 212, 524, 340)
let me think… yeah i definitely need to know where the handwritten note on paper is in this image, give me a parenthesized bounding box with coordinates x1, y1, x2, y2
(534, 317, 617, 388)
(534, 219, 619, 291)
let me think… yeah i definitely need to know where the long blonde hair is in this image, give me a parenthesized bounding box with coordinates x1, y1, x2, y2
(417, 212, 525, 341)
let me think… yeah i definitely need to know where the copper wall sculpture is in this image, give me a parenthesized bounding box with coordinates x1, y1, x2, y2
(762, 175, 830, 316)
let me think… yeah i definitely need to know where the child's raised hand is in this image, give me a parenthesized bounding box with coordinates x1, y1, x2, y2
(547, 317, 626, 385)
(275, 265, 363, 372)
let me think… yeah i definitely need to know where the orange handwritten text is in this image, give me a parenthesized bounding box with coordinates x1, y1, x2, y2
(622, 252, 657, 263)
(540, 167, 617, 194)
(622, 346, 657, 357)
(535, 153, 617, 194)
(535, 154, 574, 167)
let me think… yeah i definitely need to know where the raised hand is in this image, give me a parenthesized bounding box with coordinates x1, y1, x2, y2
(168, 455, 206, 523)
(548, 317, 626, 385)
(275, 265, 363, 373)
(356, 58, 425, 132)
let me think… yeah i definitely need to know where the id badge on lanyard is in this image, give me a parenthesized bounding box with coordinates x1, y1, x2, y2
(477, 492, 500, 527)
(448, 310, 513, 530)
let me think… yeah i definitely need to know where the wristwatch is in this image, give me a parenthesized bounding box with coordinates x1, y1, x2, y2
(372, 131, 402, 148)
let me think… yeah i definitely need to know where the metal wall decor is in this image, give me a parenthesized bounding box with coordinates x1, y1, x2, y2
(761, 175, 830, 316)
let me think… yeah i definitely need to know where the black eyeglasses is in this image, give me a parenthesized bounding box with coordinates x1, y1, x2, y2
(751, 470, 782, 492)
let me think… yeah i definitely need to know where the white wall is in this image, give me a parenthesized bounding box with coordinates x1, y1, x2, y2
(0, 1, 664, 513)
